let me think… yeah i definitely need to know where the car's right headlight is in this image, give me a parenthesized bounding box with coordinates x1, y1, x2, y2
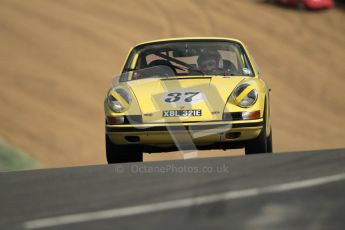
(107, 87, 132, 113)
(232, 83, 258, 108)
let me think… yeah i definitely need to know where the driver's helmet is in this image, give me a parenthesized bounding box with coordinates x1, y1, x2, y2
(197, 50, 222, 74)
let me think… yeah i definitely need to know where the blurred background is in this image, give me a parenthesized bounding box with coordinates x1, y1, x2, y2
(0, 0, 344, 170)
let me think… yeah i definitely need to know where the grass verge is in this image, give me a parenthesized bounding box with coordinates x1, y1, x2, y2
(0, 138, 40, 171)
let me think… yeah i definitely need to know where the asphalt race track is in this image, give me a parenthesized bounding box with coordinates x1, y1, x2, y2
(1, 149, 345, 230)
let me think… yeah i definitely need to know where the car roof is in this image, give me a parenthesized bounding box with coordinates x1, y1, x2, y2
(133, 37, 244, 49)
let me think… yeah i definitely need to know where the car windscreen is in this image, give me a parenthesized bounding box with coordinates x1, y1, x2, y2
(121, 41, 255, 82)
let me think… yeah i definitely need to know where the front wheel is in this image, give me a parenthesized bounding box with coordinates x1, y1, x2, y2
(106, 135, 143, 164)
(245, 101, 272, 154)
(245, 128, 266, 155)
(267, 127, 273, 153)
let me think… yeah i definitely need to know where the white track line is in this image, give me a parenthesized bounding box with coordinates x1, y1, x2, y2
(24, 172, 345, 229)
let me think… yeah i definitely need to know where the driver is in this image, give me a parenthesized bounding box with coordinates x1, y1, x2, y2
(197, 50, 223, 74)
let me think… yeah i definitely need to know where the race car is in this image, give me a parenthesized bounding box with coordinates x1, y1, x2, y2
(267, 0, 334, 10)
(104, 37, 272, 163)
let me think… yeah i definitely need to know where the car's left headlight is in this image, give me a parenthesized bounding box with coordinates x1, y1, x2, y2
(232, 83, 258, 108)
(107, 87, 132, 113)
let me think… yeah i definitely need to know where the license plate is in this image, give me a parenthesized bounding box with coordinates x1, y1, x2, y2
(163, 110, 202, 117)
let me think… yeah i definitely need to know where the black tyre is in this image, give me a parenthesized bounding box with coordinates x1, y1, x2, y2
(245, 103, 272, 155)
(245, 125, 267, 154)
(266, 127, 273, 153)
(106, 134, 143, 164)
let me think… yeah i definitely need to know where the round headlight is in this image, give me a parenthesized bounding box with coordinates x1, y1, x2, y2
(232, 83, 258, 108)
(107, 87, 132, 112)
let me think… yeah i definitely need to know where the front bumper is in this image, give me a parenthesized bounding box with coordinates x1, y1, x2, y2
(106, 119, 263, 147)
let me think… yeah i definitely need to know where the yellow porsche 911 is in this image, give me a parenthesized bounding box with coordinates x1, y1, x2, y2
(104, 37, 272, 163)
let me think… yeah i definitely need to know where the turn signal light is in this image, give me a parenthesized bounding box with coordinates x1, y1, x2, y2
(242, 110, 260, 120)
(106, 116, 125, 125)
